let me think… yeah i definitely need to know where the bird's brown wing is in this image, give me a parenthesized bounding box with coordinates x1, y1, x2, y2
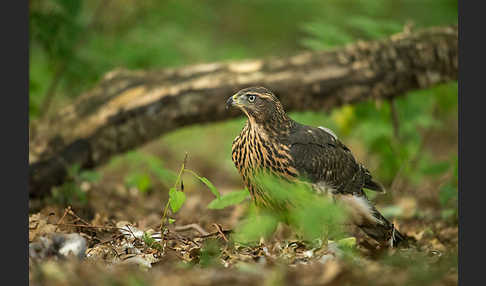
(288, 124, 402, 246)
(287, 124, 371, 195)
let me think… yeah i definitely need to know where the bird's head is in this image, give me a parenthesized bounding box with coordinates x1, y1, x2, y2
(226, 87, 288, 125)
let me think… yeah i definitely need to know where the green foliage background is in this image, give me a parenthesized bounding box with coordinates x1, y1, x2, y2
(30, 0, 458, 219)
(30, 0, 457, 117)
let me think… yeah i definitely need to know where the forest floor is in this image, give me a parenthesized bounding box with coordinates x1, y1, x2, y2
(28, 116, 458, 286)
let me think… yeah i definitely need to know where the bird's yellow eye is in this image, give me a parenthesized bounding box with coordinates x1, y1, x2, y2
(248, 95, 256, 103)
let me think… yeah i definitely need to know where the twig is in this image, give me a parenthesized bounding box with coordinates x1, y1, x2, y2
(174, 223, 209, 236)
(110, 245, 121, 259)
(198, 229, 233, 239)
(54, 206, 71, 232)
(58, 208, 141, 241)
(55, 223, 123, 230)
(94, 233, 125, 246)
(175, 153, 189, 188)
(56, 222, 142, 242)
(163, 229, 202, 247)
(213, 223, 229, 242)
(122, 225, 141, 241)
(67, 209, 91, 226)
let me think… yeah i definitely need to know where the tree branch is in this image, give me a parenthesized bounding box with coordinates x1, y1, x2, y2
(29, 25, 458, 198)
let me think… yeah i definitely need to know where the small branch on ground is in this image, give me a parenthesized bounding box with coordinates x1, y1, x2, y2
(175, 224, 210, 236)
(212, 223, 229, 242)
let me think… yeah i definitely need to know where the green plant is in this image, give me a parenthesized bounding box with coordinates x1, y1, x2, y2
(301, 0, 456, 51)
(207, 189, 250, 210)
(199, 239, 222, 267)
(108, 151, 177, 195)
(142, 232, 163, 252)
(231, 174, 348, 245)
(29, 0, 86, 118)
(50, 164, 100, 206)
(160, 154, 221, 233)
(325, 83, 457, 188)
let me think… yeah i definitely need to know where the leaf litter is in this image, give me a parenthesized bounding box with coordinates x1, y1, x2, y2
(28, 150, 457, 285)
(29, 203, 457, 286)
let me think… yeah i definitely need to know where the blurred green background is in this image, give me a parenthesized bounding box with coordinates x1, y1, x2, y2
(30, 0, 457, 222)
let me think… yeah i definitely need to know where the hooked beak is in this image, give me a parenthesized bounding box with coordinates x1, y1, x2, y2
(225, 94, 239, 110)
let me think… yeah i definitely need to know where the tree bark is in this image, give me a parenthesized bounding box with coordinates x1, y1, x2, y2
(29, 25, 458, 198)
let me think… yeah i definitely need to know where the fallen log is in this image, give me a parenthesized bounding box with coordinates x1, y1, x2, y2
(29, 25, 458, 198)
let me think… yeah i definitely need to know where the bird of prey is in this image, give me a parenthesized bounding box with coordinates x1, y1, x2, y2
(226, 86, 405, 247)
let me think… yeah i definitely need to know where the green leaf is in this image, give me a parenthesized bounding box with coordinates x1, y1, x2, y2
(169, 187, 186, 213)
(168, 218, 176, 224)
(337, 237, 356, 248)
(207, 189, 250, 209)
(233, 213, 279, 244)
(199, 177, 220, 198)
(142, 232, 155, 246)
(186, 170, 220, 198)
(142, 232, 163, 252)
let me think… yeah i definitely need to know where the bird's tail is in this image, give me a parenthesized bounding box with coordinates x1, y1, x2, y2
(358, 205, 406, 248)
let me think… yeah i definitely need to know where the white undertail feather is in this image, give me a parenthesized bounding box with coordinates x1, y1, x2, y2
(336, 194, 383, 225)
(389, 226, 396, 248)
(312, 182, 382, 225)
